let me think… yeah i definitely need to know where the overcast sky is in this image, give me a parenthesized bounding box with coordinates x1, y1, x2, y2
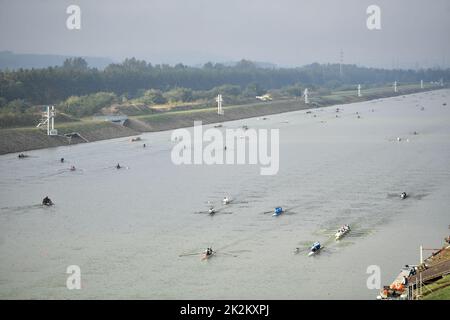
(1, 0, 449, 68)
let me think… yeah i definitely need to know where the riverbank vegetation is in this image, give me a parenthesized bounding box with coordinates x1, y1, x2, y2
(422, 275, 450, 300)
(0, 57, 448, 135)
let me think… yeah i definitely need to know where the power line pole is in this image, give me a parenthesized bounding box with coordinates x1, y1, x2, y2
(216, 94, 223, 115)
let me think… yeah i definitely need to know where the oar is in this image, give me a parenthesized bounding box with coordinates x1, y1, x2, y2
(293, 247, 309, 254)
(219, 252, 238, 257)
(193, 211, 209, 214)
(226, 249, 251, 254)
(216, 210, 233, 215)
(178, 252, 202, 257)
(285, 204, 302, 215)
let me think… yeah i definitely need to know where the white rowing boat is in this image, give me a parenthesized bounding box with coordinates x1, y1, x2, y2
(335, 225, 351, 240)
(201, 251, 215, 260)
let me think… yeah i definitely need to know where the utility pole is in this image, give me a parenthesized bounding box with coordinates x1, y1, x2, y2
(420, 245, 423, 264)
(216, 94, 223, 115)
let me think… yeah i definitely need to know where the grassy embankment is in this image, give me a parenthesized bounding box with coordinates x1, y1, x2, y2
(0, 83, 441, 155)
(422, 275, 450, 300)
(129, 83, 437, 130)
(417, 246, 450, 300)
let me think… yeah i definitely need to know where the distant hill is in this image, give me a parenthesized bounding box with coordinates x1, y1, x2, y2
(0, 51, 114, 70)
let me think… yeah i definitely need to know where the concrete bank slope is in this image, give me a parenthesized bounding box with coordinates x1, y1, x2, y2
(0, 121, 139, 155)
(0, 99, 307, 155)
(0, 86, 443, 155)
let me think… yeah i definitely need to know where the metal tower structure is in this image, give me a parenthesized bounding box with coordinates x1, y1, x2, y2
(36, 105, 58, 136)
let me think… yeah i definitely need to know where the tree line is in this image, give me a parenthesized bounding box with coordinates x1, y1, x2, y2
(1, 57, 449, 109)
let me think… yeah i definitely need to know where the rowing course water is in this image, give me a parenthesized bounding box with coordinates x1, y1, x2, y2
(0, 89, 449, 299)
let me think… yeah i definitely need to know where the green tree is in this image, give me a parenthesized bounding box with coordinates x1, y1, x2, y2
(138, 89, 166, 105)
(63, 57, 88, 71)
(163, 87, 193, 103)
(62, 92, 117, 117)
(282, 83, 303, 97)
(243, 82, 265, 97)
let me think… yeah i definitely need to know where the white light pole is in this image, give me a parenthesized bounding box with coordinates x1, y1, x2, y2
(50, 106, 55, 135)
(216, 94, 223, 115)
(304, 88, 309, 104)
(420, 80, 424, 89)
(357, 84, 361, 97)
(394, 81, 398, 93)
(420, 245, 423, 264)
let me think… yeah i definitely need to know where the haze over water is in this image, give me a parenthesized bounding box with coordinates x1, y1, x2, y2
(0, 89, 449, 299)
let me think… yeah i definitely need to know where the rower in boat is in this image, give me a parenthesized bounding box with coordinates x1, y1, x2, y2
(335, 224, 351, 240)
(42, 196, 53, 206)
(18, 153, 28, 158)
(222, 196, 230, 205)
(273, 207, 283, 216)
(116, 163, 122, 169)
(309, 242, 322, 256)
(208, 207, 216, 215)
(400, 192, 407, 199)
(60, 158, 65, 163)
(70, 165, 76, 171)
(203, 247, 214, 259)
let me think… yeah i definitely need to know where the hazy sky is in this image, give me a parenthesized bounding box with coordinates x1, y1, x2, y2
(0, 0, 449, 68)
